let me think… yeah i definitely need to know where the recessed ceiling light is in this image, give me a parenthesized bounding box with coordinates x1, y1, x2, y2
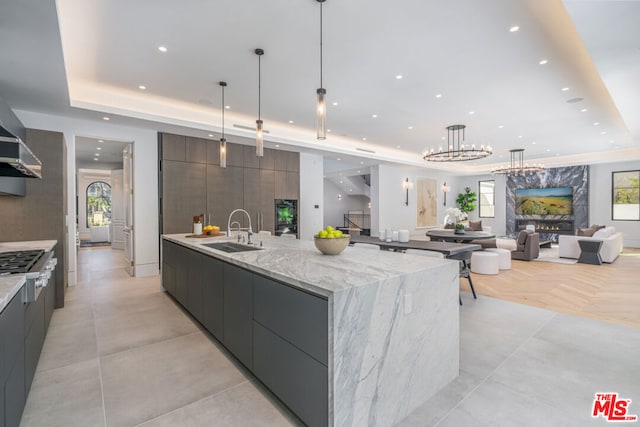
(158, 46, 167, 52)
(357, 170, 361, 173)
(593, 122, 600, 126)
(98, 140, 103, 143)
(395, 75, 403, 80)
(609, 140, 615, 144)
(498, 125, 504, 129)
(362, 137, 367, 141)
(103, 117, 110, 121)
(138, 85, 146, 90)
(94, 158, 99, 161)
(97, 147, 102, 150)
(337, 158, 341, 161)
(340, 180, 343, 184)
(441, 136, 446, 140)
(288, 120, 294, 124)
(546, 149, 551, 152)
(469, 111, 475, 115)
(518, 135, 523, 139)
(372, 114, 377, 118)
(532, 141, 537, 145)
(396, 145, 401, 148)
(225, 105, 231, 109)
(561, 87, 570, 91)
(600, 131, 607, 135)
(332, 102, 339, 106)
(509, 26, 520, 32)
(95, 153, 100, 156)
(539, 59, 548, 65)
(360, 161, 364, 164)
(408, 126, 413, 130)
(581, 108, 588, 113)
(208, 134, 214, 137)
(275, 144, 280, 148)
(327, 129, 332, 133)
(435, 93, 442, 98)
(349, 189, 352, 192)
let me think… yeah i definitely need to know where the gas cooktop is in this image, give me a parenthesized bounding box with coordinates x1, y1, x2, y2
(0, 250, 45, 275)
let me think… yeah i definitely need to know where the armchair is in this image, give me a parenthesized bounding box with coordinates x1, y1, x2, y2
(511, 230, 539, 261)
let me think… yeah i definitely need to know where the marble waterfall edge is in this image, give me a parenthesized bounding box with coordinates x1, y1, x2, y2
(332, 262, 459, 427)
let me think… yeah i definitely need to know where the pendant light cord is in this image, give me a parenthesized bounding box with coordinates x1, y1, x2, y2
(221, 85, 225, 139)
(320, 1, 323, 88)
(258, 54, 262, 120)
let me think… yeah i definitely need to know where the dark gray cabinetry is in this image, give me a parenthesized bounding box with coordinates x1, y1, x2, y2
(24, 291, 45, 396)
(0, 305, 4, 427)
(162, 133, 186, 161)
(243, 168, 259, 229)
(186, 250, 205, 323)
(2, 290, 25, 427)
(258, 170, 275, 234)
(186, 137, 206, 164)
(161, 240, 177, 297)
(161, 161, 206, 234)
(206, 166, 244, 229)
(222, 264, 253, 370)
(202, 256, 224, 340)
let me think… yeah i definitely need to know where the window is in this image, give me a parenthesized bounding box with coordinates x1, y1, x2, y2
(612, 170, 639, 221)
(86, 181, 112, 227)
(479, 180, 495, 218)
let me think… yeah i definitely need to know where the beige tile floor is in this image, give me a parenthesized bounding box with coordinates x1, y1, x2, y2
(20, 247, 640, 427)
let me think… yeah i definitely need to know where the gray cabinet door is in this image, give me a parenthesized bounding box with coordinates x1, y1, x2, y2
(274, 150, 287, 171)
(207, 166, 244, 230)
(4, 349, 25, 427)
(223, 264, 253, 369)
(202, 256, 224, 340)
(259, 148, 275, 170)
(253, 276, 328, 365)
(161, 240, 177, 297)
(24, 291, 45, 395)
(258, 170, 275, 233)
(253, 323, 328, 427)
(174, 244, 188, 308)
(162, 161, 206, 234)
(226, 142, 244, 167)
(205, 138, 221, 165)
(274, 170, 286, 200)
(286, 151, 299, 172)
(285, 172, 299, 200)
(3, 292, 24, 375)
(243, 145, 260, 169)
(187, 249, 205, 323)
(162, 133, 186, 161)
(185, 137, 206, 164)
(243, 168, 259, 229)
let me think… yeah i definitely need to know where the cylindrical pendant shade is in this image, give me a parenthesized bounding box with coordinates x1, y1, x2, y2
(219, 138, 227, 168)
(317, 88, 326, 140)
(256, 119, 264, 157)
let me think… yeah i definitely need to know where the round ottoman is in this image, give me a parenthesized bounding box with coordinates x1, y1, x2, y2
(471, 251, 499, 275)
(485, 248, 512, 270)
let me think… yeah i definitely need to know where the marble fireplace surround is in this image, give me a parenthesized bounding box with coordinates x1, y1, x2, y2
(506, 165, 589, 241)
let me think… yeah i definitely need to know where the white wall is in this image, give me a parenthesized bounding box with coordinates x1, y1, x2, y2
(372, 164, 459, 238)
(323, 179, 370, 229)
(299, 152, 324, 241)
(590, 160, 640, 248)
(15, 110, 159, 282)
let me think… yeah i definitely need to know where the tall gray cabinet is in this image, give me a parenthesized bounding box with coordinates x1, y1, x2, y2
(159, 133, 299, 235)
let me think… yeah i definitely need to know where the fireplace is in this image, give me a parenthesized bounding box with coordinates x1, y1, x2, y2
(515, 218, 574, 242)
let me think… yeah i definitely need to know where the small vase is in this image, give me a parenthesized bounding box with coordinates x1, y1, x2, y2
(454, 228, 465, 235)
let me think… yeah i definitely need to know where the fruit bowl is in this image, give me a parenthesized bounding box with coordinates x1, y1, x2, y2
(314, 236, 350, 255)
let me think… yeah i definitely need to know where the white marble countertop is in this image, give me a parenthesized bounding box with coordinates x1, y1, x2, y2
(0, 275, 26, 313)
(0, 240, 57, 253)
(163, 234, 455, 297)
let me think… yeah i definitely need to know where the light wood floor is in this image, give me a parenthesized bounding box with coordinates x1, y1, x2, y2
(461, 247, 640, 330)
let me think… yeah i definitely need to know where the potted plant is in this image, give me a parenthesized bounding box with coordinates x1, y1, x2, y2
(454, 223, 466, 234)
(456, 187, 477, 216)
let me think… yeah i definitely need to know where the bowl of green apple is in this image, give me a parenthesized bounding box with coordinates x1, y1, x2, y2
(314, 226, 350, 255)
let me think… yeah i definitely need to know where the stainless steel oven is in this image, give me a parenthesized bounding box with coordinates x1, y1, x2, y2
(0, 249, 57, 302)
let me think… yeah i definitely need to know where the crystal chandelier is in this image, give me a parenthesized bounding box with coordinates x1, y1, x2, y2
(491, 148, 545, 175)
(423, 124, 492, 162)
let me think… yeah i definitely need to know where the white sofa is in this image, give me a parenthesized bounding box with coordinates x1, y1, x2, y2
(558, 226, 623, 263)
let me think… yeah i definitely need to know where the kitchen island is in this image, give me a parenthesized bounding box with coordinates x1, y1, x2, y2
(162, 234, 459, 427)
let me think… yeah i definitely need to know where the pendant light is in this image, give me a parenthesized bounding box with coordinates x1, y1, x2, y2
(423, 124, 492, 162)
(219, 81, 227, 168)
(491, 148, 544, 175)
(255, 48, 264, 157)
(316, 0, 327, 140)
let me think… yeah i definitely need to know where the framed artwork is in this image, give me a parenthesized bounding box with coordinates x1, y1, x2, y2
(416, 177, 437, 227)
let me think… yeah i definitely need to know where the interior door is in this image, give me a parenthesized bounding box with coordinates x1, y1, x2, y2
(123, 144, 134, 275)
(110, 169, 125, 250)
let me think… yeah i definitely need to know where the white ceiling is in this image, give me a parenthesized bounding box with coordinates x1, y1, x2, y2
(75, 136, 128, 170)
(0, 0, 638, 174)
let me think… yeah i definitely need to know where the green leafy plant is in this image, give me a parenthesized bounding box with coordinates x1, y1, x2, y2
(454, 223, 465, 231)
(456, 187, 477, 214)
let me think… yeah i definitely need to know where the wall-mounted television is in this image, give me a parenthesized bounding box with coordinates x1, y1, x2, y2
(515, 187, 573, 216)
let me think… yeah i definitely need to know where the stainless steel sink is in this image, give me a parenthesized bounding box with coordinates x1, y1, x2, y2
(201, 242, 262, 253)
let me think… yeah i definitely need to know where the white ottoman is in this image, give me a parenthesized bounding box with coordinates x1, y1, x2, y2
(485, 248, 512, 270)
(471, 251, 499, 275)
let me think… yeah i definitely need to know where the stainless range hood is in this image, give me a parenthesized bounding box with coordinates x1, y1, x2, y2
(0, 127, 42, 179)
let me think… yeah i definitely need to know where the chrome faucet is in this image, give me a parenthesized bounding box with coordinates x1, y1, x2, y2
(227, 209, 253, 244)
(230, 221, 241, 242)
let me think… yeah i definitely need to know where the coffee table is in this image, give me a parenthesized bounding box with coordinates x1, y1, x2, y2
(539, 240, 552, 248)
